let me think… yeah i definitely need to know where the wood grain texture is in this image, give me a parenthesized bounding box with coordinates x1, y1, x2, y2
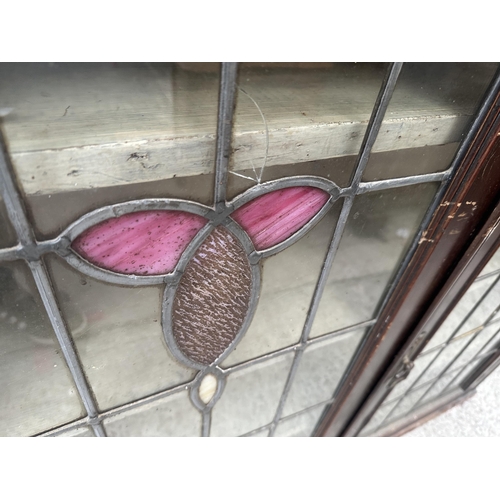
(172, 226, 252, 365)
(1, 63, 495, 196)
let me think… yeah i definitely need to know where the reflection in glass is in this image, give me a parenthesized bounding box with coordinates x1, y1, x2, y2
(283, 329, 366, 417)
(104, 390, 201, 437)
(311, 183, 438, 336)
(0, 63, 219, 239)
(364, 143, 458, 181)
(229, 63, 386, 193)
(363, 62, 499, 181)
(211, 353, 294, 437)
(46, 254, 195, 411)
(0, 261, 84, 436)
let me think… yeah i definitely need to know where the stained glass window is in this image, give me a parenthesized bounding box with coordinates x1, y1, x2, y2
(0, 62, 498, 437)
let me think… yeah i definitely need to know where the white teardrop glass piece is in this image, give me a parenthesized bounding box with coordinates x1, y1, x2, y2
(199, 374, 218, 405)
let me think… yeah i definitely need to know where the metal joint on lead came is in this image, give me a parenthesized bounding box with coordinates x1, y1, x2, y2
(88, 416, 102, 426)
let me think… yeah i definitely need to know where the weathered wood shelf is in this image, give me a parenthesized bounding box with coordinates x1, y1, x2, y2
(0, 63, 495, 196)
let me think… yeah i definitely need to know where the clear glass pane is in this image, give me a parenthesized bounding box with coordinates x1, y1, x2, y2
(221, 206, 340, 367)
(416, 371, 463, 409)
(364, 144, 458, 181)
(282, 328, 366, 417)
(275, 404, 327, 437)
(227, 62, 386, 196)
(46, 254, 195, 410)
(0, 196, 17, 248)
(359, 398, 400, 436)
(386, 384, 431, 423)
(211, 353, 294, 437)
(423, 275, 500, 353)
(311, 183, 438, 336)
(104, 391, 201, 437)
(363, 62, 499, 181)
(0, 261, 84, 436)
(0, 63, 219, 239)
(452, 356, 486, 387)
(479, 246, 500, 277)
(413, 335, 479, 386)
(450, 323, 500, 368)
(56, 425, 94, 437)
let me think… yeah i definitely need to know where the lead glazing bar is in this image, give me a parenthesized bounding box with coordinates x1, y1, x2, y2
(357, 170, 449, 195)
(267, 63, 404, 436)
(0, 134, 34, 246)
(0, 128, 105, 437)
(214, 63, 239, 209)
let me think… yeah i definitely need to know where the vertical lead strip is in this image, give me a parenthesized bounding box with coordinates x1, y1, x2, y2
(0, 129, 106, 437)
(214, 62, 239, 210)
(0, 137, 34, 246)
(201, 62, 238, 437)
(268, 63, 403, 436)
(202, 410, 211, 437)
(29, 261, 107, 437)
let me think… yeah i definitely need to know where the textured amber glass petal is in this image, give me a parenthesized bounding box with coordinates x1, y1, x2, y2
(231, 187, 329, 251)
(71, 210, 206, 275)
(172, 227, 252, 365)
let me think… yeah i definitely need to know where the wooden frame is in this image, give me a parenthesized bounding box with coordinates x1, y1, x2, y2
(316, 74, 500, 437)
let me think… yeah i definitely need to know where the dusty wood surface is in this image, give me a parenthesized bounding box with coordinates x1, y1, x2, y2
(0, 63, 495, 196)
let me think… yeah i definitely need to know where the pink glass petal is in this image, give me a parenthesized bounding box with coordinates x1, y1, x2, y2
(231, 187, 330, 251)
(72, 211, 207, 275)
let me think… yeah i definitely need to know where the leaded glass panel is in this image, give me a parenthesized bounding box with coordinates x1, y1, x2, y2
(282, 328, 366, 417)
(104, 390, 201, 437)
(211, 353, 294, 437)
(1, 62, 497, 437)
(310, 183, 438, 336)
(363, 62, 499, 181)
(0, 261, 84, 436)
(274, 404, 328, 437)
(45, 254, 195, 410)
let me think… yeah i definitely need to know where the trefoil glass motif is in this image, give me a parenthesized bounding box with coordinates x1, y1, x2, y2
(65, 177, 337, 413)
